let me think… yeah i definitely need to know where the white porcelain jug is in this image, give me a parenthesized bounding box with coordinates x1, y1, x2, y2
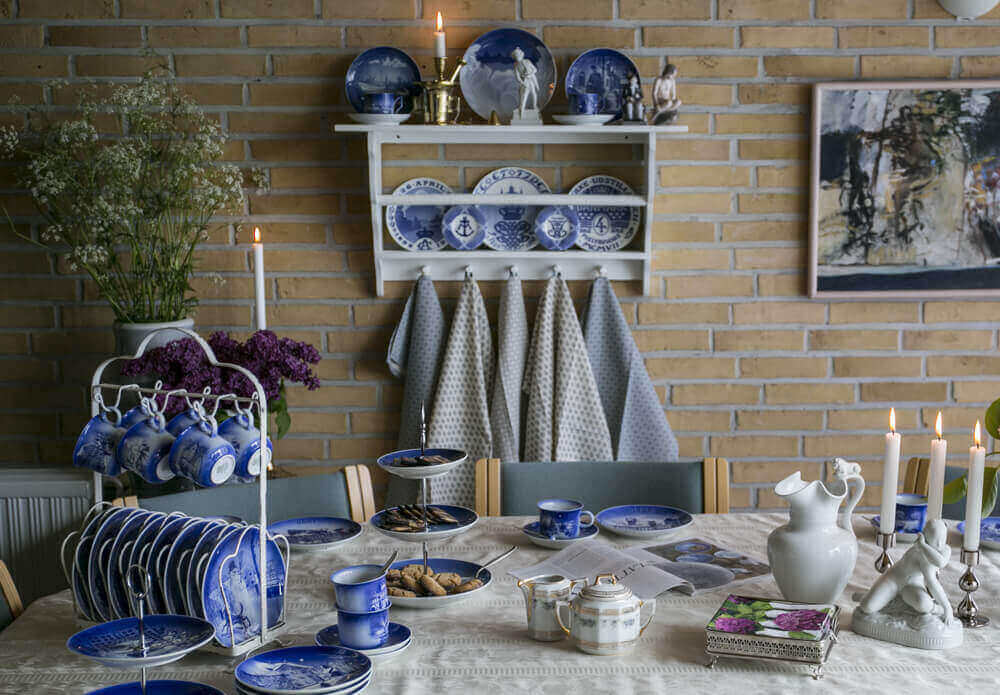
(767, 458, 865, 604)
(516, 574, 581, 641)
(554, 573, 654, 655)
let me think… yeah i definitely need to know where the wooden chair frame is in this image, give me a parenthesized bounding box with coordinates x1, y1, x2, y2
(473, 458, 730, 516)
(0, 559, 23, 621)
(902, 457, 930, 496)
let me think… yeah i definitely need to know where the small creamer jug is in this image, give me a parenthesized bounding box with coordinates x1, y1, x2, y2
(517, 574, 581, 641)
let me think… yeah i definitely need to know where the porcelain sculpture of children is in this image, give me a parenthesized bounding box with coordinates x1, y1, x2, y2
(511, 47, 540, 122)
(651, 62, 682, 125)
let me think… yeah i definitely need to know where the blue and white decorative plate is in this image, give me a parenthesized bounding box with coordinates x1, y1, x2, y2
(442, 205, 487, 250)
(234, 677, 372, 695)
(344, 46, 420, 114)
(88, 507, 140, 621)
(147, 516, 195, 614)
(86, 680, 225, 695)
(72, 535, 96, 621)
(162, 519, 215, 614)
(565, 48, 640, 118)
(267, 517, 362, 551)
(185, 523, 234, 619)
(385, 178, 451, 251)
(347, 112, 411, 125)
(376, 447, 468, 480)
(473, 167, 550, 251)
(201, 526, 286, 648)
(569, 175, 641, 251)
(596, 505, 693, 538)
(315, 622, 411, 657)
(956, 517, 1000, 550)
(522, 521, 599, 549)
(386, 558, 491, 608)
(107, 510, 153, 618)
(370, 504, 477, 542)
(551, 113, 615, 126)
(235, 646, 372, 695)
(534, 205, 580, 250)
(459, 28, 557, 122)
(67, 615, 215, 669)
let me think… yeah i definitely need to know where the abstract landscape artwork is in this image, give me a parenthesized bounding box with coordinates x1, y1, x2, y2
(810, 81, 1000, 296)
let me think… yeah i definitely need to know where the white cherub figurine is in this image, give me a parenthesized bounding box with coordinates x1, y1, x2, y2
(511, 47, 539, 119)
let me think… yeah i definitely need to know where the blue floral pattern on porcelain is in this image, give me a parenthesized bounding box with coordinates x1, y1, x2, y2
(385, 177, 451, 251)
(235, 646, 371, 693)
(473, 167, 549, 251)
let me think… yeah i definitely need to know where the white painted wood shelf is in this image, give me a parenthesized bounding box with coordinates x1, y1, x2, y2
(334, 122, 689, 296)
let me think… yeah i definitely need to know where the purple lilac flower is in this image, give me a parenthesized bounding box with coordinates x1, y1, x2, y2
(713, 617, 757, 634)
(773, 609, 828, 632)
(726, 595, 754, 605)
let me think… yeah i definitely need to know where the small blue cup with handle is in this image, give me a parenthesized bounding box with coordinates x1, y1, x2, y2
(218, 411, 272, 480)
(330, 565, 389, 612)
(168, 416, 236, 488)
(895, 493, 928, 534)
(538, 499, 595, 539)
(117, 400, 176, 484)
(166, 408, 202, 437)
(569, 93, 601, 115)
(363, 92, 405, 114)
(73, 407, 126, 476)
(336, 604, 391, 649)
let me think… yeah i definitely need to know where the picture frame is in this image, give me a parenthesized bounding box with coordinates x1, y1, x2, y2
(809, 80, 1000, 298)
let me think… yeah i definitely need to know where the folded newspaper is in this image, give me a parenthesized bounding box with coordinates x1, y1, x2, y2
(508, 538, 770, 599)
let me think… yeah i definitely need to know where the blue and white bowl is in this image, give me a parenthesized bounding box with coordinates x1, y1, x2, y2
(330, 565, 389, 613)
(442, 205, 487, 250)
(235, 645, 372, 695)
(534, 205, 580, 250)
(336, 604, 390, 650)
(66, 615, 215, 669)
(268, 516, 363, 551)
(596, 504, 693, 538)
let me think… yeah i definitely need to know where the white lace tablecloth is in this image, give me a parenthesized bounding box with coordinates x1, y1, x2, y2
(2, 514, 999, 694)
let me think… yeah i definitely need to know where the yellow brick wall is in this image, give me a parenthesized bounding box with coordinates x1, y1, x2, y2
(2, 0, 999, 509)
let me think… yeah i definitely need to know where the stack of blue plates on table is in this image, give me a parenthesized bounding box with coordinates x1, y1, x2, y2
(234, 646, 373, 695)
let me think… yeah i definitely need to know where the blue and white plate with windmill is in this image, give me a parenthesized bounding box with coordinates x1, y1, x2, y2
(267, 517, 363, 551)
(473, 167, 549, 251)
(565, 48, 640, 119)
(235, 645, 372, 695)
(596, 504, 693, 538)
(570, 175, 641, 251)
(534, 205, 580, 250)
(442, 205, 486, 250)
(345, 46, 421, 114)
(459, 28, 557, 123)
(385, 178, 451, 251)
(67, 614, 215, 669)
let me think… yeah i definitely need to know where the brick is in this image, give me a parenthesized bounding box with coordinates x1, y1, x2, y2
(741, 27, 834, 49)
(673, 383, 761, 405)
(270, 166, 360, 189)
(961, 57, 1000, 78)
(860, 381, 948, 402)
(766, 383, 854, 405)
(262, 250, 345, 272)
(287, 412, 349, 434)
(250, 223, 327, 245)
(723, 221, 803, 242)
(542, 26, 634, 49)
(646, 357, 735, 379)
(681, 83, 733, 107)
(0, 306, 52, 328)
(759, 274, 807, 296)
(715, 330, 804, 351)
(19, 0, 114, 17)
(0, 278, 75, 300)
(828, 408, 918, 431)
(0, 25, 44, 47)
(740, 357, 826, 378)
(817, 0, 907, 18)
(652, 248, 730, 271)
(653, 221, 716, 243)
(287, 384, 374, 407)
(657, 138, 729, 161)
(454, 143, 536, 160)
(804, 434, 888, 458)
(810, 329, 897, 350)
(834, 356, 923, 378)
(764, 56, 856, 79)
(660, 166, 749, 187)
(903, 330, 992, 351)
(720, 0, 809, 19)
(346, 24, 482, 48)
(325, 437, 397, 461)
(733, 459, 821, 482)
(351, 411, 400, 434)
(665, 275, 753, 298)
(221, 0, 314, 17)
(248, 25, 342, 46)
(422, 0, 516, 20)
(0, 335, 27, 353)
(829, 302, 919, 324)
(250, 139, 341, 161)
(738, 410, 824, 431)
(175, 55, 265, 77)
(272, 439, 326, 460)
(632, 329, 710, 351)
(734, 248, 806, 269)
(267, 304, 350, 326)
(193, 250, 245, 272)
(840, 26, 929, 48)
(673, 56, 757, 79)
(121, 0, 213, 15)
(955, 381, 1000, 403)
(149, 26, 241, 47)
(734, 302, 824, 324)
(251, 195, 339, 216)
(324, 0, 413, 18)
(51, 25, 143, 47)
(862, 56, 953, 79)
(637, 302, 728, 325)
(927, 355, 1000, 377)
(622, 0, 710, 18)
(524, 0, 611, 18)
(654, 192, 731, 215)
(710, 435, 798, 457)
(739, 139, 808, 161)
(668, 410, 731, 431)
(738, 193, 805, 215)
(924, 302, 1000, 323)
(738, 83, 811, 105)
(757, 164, 808, 188)
(281, 275, 366, 299)
(0, 83, 43, 105)
(33, 330, 112, 354)
(921, 407, 986, 431)
(937, 26, 1000, 49)
(644, 26, 731, 48)
(75, 55, 162, 77)
(0, 55, 66, 77)
(717, 114, 806, 135)
(353, 303, 406, 327)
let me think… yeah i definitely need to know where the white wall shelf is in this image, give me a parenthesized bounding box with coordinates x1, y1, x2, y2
(334, 122, 689, 296)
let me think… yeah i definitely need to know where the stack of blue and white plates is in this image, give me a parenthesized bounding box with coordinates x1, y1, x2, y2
(234, 646, 373, 695)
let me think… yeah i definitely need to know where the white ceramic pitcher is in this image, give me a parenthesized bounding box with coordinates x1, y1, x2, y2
(517, 574, 582, 641)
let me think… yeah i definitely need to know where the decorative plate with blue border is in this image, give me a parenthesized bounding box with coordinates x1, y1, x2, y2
(87, 507, 140, 621)
(345, 46, 420, 114)
(315, 622, 411, 657)
(376, 447, 468, 480)
(565, 48, 640, 118)
(106, 510, 153, 618)
(522, 521, 599, 549)
(67, 615, 215, 669)
(473, 167, 549, 251)
(596, 504, 693, 538)
(370, 504, 477, 542)
(534, 205, 580, 250)
(235, 645, 372, 695)
(385, 178, 451, 251)
(385, 558, 491, 608)
(234, 677, 372, 695)
(459, 28, 557, 122)
(185, 523, 233, 619)
(268, 517, 362, 550)
(442, 205, 487, 250)
(956, 517, 1000, 550)
(86, 680, 225, 695)
(569, 175, 641, 251)
(162, 518, 214, 614)
(146, 515, 194, 614)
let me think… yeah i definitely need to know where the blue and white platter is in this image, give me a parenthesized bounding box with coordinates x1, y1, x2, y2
(235, 645, 372, 695)
(376, 447, 468, 480)
(385, 178, 451, 251)
(315, 622, 411, 658)
(869, 515, 919, 543)
(459, 28, 557, 122)
(88, 507, 140, 621)
(522, 521, 599, 549)
(534, 205, 580, 250)
(106, 510, 153, 618)
(147, 516, 194, 614)
(565, 48, 640, 118)
(186, 523, 233, 619)
(956, 517, 1000, 550)
(569, 175, 641, 251)
(369, 504, 477, 542)
(268, 517, 362, 551)
(162, 519, 215, 614)
(473, 167, 550, 251)
(344, 46, 420, 114)
(596, 504, 693, 538)
(386, 558, 491, 608)
(86, 680, 225, 695)
(67, 614, 215, 669)
(442, 205, 486, 250)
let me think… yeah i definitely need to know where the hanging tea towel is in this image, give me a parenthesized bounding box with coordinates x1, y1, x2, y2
(489, 272, 528, 462)
(523, 275, 612, 462)
(582, 276, 679, 461)
(386, 274, 445, 449)
(427, 275, 494, 506)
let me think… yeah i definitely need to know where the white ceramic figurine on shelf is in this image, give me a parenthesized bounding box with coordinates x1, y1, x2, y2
(852, 519, 963, 650)
(651, 61, 681, 125)
(510, 47, 542, 124)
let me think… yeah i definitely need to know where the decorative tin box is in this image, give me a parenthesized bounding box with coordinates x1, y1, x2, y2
(705, 595, 840, 679)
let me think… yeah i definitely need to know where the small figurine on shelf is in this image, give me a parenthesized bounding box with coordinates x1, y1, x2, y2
(651, 61, 682, 125)
(621, 75, 645, 122)
(510, 47, 542, 124)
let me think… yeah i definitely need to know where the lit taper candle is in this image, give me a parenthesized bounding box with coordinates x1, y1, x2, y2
(880, 407, 901, 534)
(433, 12, 446, 58)
(926, 411, 947, 523)
(964, 420, 986, 551)
(253, 226, 266, 331)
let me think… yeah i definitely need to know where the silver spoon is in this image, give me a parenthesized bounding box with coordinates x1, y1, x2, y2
(378, 550, 398, 576)
(475, 545, 517, 579)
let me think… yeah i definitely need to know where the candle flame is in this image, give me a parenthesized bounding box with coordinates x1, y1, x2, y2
(253, 226, 261, 243)
(889, 407, 896, 433)
(436, 11, 442, 31)
(975, 420, 982, 447)
(935, 411, 942, 439)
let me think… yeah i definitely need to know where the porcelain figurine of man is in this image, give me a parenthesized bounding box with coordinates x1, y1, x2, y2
(511, 47, 540, 120)
(622, 75, 644, 122)
(651, 62, 682, 125)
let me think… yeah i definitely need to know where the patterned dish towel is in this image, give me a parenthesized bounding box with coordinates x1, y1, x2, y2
(489, 273, 528, 462)
(523, 275, 612, 462)
(582, 276, 678, 461)
(386, 274, 445, 449)
(427, 275, 494, 506)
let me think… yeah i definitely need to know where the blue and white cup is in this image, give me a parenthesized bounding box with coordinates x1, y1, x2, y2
(166, 408, 202, 437)
(363, 92, 405, 114)
(538, 499, 595, 539)
(330, 565, 389, 613)
(569, 92, 601, 115)
(336, 605, 391, 649)
(895, 493, 928, 535)
(168, 418, 236, 488)
(120, 405, 151, 430)
(73, 410, 126, 476)
(117, 411, 176, 484)
(218, 412, 272, 480)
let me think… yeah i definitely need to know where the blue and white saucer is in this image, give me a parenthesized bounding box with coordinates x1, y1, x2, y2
(370, 504, 477, 542)
(956, 517, 1000, 550)
(565, 48, 640, 118)
(268, 517, 362, 551)
(869, 516, 920, 543)
(86, 680, 225, 694)
(473, 167, 549, 251)
(534, 205, 580, 250)
(385, 178, 451, 252)
(315, 622, 411, 658)
(235, 675, 372, 695)
(67, 615, 215, 669)
(442, 205, 486, 250)
(570, 175, 641, 251)
(596, 504, 693, 538)
(551, 114, 614, 126)
(235, 645, 372, 695)
(459, 28, 556, 122)
(347, 112, 411, 125)
(522, 521, 598, 549)
(345, 46, 420, 114)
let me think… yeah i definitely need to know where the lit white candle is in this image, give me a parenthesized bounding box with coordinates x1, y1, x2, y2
(927, 411, 947, 523)
(433, 12, 446, 58)
(964, 420, 987, 551)
(253, 226, 266, 331)
(880, 407, 901, 534)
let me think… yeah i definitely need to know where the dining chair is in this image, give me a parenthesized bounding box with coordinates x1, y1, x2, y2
(0, 560, 23, 632)
(472, 458, 730, 517)
(902, 456, 983, 520)
(119, 465, 376, 524)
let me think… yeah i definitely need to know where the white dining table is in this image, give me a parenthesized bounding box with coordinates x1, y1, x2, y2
(1, 513, 998, 694)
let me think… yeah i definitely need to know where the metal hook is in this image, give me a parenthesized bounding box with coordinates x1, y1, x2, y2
(597, 266, 608, 278)
(464, 265, 474, 279)
(206, 392, 237, 420)
(550, 265, 562, 278)
(160, 388, 186, 415)
(420, 265, 431, 278)
(507, 265, 519, 279)
(111, 383, 140, 412)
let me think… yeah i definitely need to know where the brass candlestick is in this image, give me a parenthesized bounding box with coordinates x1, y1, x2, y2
(420, 57, 464, 125)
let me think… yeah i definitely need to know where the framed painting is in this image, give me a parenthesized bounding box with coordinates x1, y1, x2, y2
(810, 80, 1000, 297)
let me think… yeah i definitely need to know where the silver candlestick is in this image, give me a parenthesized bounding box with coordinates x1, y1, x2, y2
(956, 548, 989, 628)
(874, 530, 895, 573)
